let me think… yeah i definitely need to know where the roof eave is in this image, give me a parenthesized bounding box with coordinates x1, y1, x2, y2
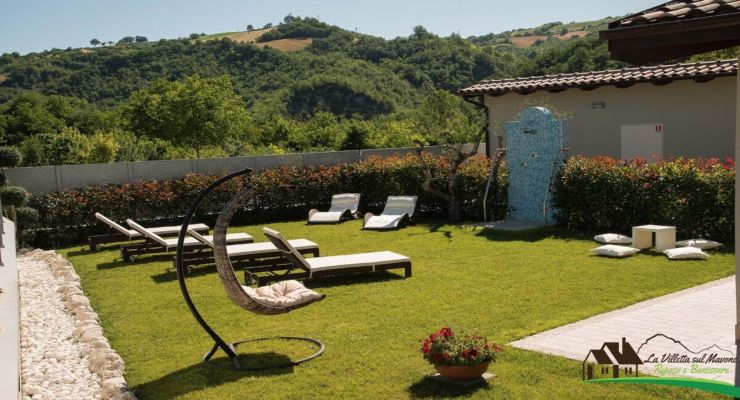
(600, 13, 740, 64)
(458, 69, 736, 97)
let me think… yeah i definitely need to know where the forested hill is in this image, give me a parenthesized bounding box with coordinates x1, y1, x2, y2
(0, 17, 623, 107)
(0, 16, 633, 165)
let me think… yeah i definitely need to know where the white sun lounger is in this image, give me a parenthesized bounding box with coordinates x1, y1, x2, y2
(89, 212, 209, 251)
(178, 228, 321, 274)
(262, 227, 411, 283)
(308, 193, 361, 224)
(121, 219, 253, 262)
(362, 196, 417, 230)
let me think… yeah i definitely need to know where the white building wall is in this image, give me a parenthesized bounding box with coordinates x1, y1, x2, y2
(484, 76, 737, 160)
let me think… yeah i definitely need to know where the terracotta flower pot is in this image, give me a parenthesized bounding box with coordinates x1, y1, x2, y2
(435, 362, 490, 380)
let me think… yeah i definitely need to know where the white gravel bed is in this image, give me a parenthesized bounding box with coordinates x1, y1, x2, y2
(18, 250, 135, 400)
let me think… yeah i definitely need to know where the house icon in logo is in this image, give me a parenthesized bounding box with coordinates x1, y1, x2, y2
(582, 337, 644, 380)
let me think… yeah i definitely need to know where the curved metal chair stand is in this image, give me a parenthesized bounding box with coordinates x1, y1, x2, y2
(175, 168, 325, 371)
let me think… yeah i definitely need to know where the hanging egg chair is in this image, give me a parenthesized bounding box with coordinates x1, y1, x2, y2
(175, 168, 325, 370)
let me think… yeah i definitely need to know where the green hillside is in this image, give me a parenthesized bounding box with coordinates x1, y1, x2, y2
(0, 15, 632, 164)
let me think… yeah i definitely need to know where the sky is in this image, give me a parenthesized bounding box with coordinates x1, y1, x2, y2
(0, 0, 660, 55)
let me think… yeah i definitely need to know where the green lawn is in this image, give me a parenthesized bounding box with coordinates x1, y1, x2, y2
(59, 220, 733, 399)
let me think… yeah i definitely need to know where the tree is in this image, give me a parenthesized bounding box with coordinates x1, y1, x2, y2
(18, 136, 48, 166)
(263, 22, 273, 29)
(118, 36, 135, 45)
(412, 90, 486, 222)
(86, 132, 119, 163)
(246, 24, 254, 31)
(283, 14, 296, 24)
(90, 38, 101, 47)
(124, 75, 252, 157)
(189, 33, 200, 40)
(135, 36, 148, 43)
(46, 127, 90, 165)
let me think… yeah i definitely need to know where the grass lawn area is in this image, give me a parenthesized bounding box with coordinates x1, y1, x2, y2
(59, 220, 733, 399)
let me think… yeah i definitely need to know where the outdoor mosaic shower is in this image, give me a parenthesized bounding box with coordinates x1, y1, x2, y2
(505, 107, 569, 224)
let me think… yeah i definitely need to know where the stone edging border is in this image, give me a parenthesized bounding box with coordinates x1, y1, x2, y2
(21, 249, 136, 400)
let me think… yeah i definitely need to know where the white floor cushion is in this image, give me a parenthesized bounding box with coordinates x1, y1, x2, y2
(594, 233, 632, 244)
(591, 245, 640, 258)
(664, 247, 709, 260)
(675, 239, 721, 250)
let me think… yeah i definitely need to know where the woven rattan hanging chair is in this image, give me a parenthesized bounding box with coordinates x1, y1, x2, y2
(175, 168, 325, 370)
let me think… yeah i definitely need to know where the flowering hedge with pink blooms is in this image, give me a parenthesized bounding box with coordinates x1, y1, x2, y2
(552, 156, 735, 242)
(421, 327, 502, 367)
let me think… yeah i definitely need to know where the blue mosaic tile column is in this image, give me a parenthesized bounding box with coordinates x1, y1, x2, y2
(505, 107, 568, 224)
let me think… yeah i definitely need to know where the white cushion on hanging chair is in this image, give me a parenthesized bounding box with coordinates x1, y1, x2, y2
(242, 280, 323, 308)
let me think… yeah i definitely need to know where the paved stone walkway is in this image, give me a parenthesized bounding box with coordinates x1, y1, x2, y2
(511, 276, 736, 383)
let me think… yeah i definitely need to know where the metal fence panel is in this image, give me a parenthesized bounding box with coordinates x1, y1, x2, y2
(59, 162, 128, 189)
(250, 154, 303, 170)
(5, 166, 57, 193)
(193, 157, 251, 175)
(303, 150, 359, 167)
(131, 159, 192, 182)
(360, 147, 418, 160)
(6, 144, 483, 193)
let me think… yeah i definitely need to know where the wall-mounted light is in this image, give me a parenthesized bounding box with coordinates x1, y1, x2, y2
(592, 101, 606, 109)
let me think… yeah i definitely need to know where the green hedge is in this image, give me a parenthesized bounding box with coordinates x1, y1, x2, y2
(31, 154, 507, 246)
(552, 156, 735, 242)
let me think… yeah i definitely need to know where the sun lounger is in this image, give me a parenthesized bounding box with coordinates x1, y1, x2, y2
(88, 212, 209, 251)
(121, 219, 253, 262)
(362, 196, 417, 230)
(177, 228, 320, 277)
(308, 193, 361, 224)
(262, 227, 411, 284)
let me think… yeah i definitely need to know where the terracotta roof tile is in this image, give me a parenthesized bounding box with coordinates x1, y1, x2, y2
(459, 59, 737, 97)
(613, 0, 740, 28)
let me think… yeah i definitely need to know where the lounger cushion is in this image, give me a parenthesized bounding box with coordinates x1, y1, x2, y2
(163, 233, 253, 248)
(226, 239, 318, 257)
(98, 213, 208, 238)
(664, 247, 709, 260)
(125, 223, 209, 239)
(242, 280, 323, 308)
(591, 245, 640, 258)
(364, 215, 404, 230)
(309, 211, 346, 223)
(675, 239, 721, 250)
(594, 233, 632, 244)
(305, 250, 409, 273)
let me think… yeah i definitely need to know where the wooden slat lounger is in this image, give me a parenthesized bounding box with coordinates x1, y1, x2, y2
(88, 213, 209, 251)
(176, 228, 320, 279)
(121, 219, 253, 263)
(261, 227, 411, 285)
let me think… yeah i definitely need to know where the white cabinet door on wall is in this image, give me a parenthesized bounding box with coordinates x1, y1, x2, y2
(620, 124, 663, 162)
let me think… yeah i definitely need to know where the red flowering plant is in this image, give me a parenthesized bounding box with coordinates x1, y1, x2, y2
(421, 327, 502, 366)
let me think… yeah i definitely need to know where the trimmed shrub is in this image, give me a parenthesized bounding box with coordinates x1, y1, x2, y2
(0, 146, 21, 168)
(0, 186, 29, 207)
(552, 156, 734, 242)
(16, 206, 40, 226)
(30, 154, 508, 245)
